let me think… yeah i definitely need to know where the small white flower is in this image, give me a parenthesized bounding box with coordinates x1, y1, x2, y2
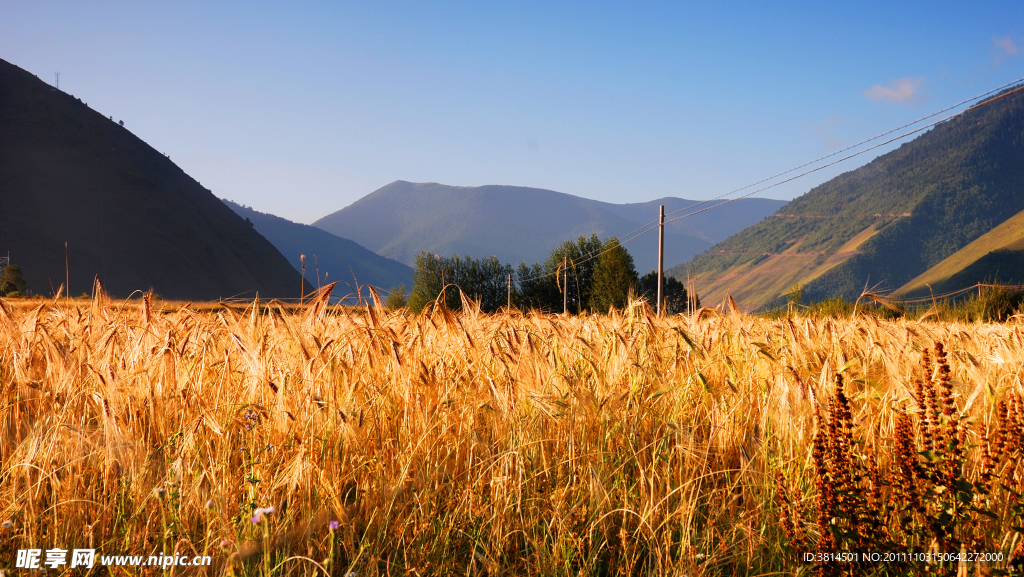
(251, 505, 277, 523)
(1, 520, 12, 529)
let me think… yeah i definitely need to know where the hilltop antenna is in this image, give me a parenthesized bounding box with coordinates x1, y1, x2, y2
(0, 252, 9, 270)
(54, 72, 59, 90)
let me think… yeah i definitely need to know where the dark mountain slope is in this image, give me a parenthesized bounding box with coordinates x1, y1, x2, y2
(0, 58, 309, 300)
(313, 181, 783, 273)
(669, 85, 1024, 309)
(223, 200, 413, 291)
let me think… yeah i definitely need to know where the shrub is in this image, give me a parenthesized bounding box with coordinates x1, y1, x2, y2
(969, 285, 1024, 321)
(786, 282, 803, 307)
(0, 265, 27, 297)
(385, 283, 409, 310)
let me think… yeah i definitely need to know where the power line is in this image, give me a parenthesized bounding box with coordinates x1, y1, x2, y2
(514, 80, 1024, 283)
(607, 75, 1024, 244)
(662, 82, 1024, 227)
(665, 122, 940, 224)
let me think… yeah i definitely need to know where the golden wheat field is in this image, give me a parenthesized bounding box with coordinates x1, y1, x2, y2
(1, 291, 1023, 576)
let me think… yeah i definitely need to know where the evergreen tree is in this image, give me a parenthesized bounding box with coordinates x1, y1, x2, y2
(589, 237, 638, 312)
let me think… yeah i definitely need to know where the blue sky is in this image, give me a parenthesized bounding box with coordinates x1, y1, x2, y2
(3, 1, 1023, 223)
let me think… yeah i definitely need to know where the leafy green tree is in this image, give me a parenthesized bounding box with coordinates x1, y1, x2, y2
(514, 261, 560, 312)
(452, 254, 513, 312)
(408, 251, 515, 313)
(407, 234, 635, 315)
(589, 237, 638, 312)
(638, 271, 695, 314)
(409, 252, 446, 313)
(507, 235, 605, 313)
(0, 265, 27, 297)
(540, 235, 604, 314)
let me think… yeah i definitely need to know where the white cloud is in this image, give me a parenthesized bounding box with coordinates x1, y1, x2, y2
(863, 77, 925, 105)
(802, 116, 843, 149)
(993, 35, 1020, 56)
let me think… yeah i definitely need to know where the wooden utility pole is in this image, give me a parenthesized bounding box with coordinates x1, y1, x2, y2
(657, 205, 665, 316)
(563, 257, 568, 315)
(64, 242, 69, 305)
(687, 268, 694, 315)
(300, 254, 306, 303)
(507, 273, 512, 309)
(436, 254, 445, 306)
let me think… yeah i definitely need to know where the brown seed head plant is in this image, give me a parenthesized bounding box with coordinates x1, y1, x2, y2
(0, 292, 1023, 575)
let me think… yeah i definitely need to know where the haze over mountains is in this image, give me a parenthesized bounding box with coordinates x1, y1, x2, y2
(670, 84, 1024, 310)
(223, 200, 413, 292)
(313, 181, 785, 274)
(0, 58, 310, 301)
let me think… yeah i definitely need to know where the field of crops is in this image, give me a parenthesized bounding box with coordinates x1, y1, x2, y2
(1, 292, 1022, 575)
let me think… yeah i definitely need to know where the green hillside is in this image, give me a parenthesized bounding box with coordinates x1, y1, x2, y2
(669, 84, 1024, 309)
(0, 58, 310, 300)
(223, 200, 413, 292)
(896, 207, 1024, 296)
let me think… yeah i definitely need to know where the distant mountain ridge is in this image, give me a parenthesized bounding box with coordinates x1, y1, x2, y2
(223, 200, 413, 292)
(668, 84, 1024, 310)
(313, 181, 785, 274)
(0, 57, 309, 300)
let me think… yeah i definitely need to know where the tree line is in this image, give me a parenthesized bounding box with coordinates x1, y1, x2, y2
(398, 235, 697, 314)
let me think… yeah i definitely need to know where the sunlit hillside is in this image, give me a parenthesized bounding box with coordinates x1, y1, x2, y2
(671, 85, 1024, 310)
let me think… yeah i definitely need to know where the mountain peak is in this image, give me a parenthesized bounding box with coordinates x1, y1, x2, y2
(313, 182, 784, 273)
